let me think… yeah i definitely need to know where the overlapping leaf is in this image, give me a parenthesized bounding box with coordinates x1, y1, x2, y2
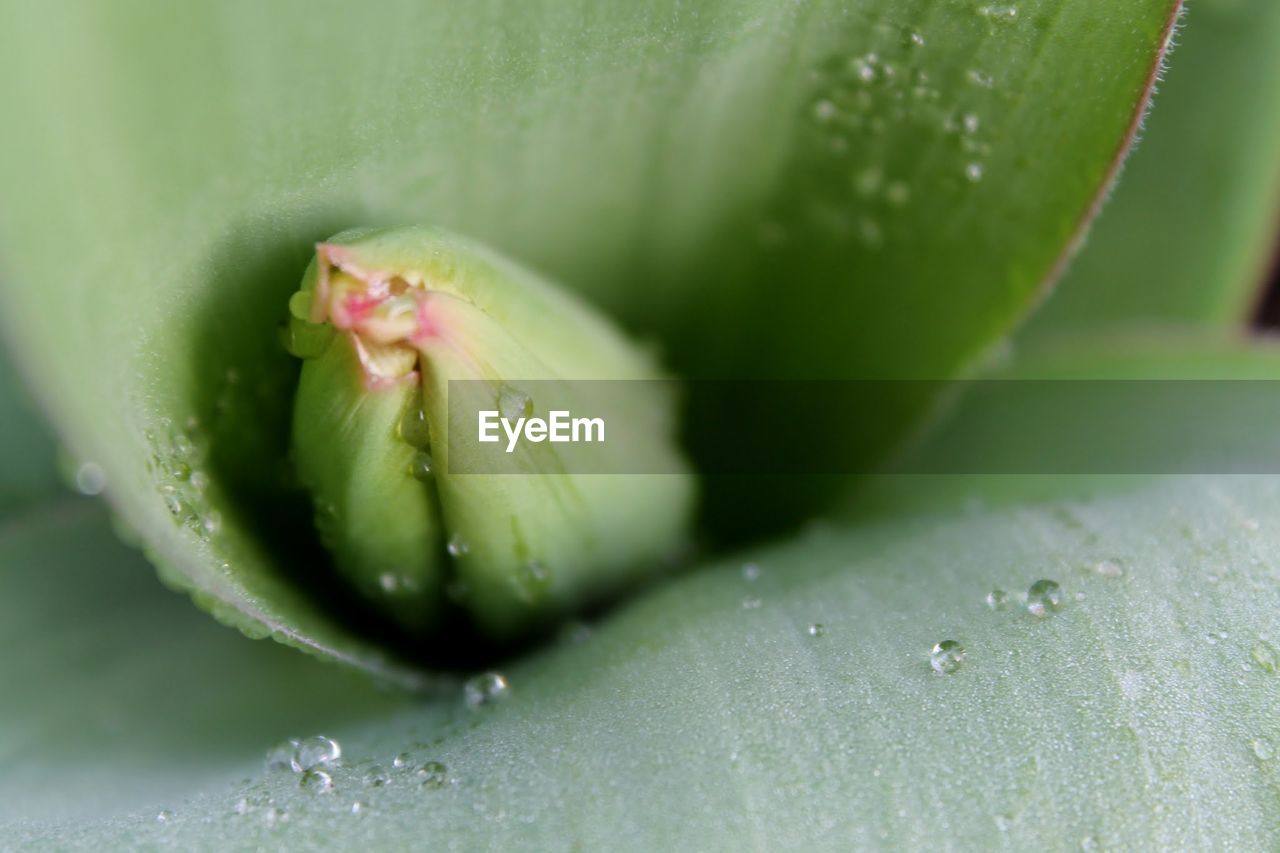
(0, 0, 1178, 666)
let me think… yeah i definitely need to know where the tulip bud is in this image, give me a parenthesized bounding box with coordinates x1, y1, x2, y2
(289, 226, 695, 640)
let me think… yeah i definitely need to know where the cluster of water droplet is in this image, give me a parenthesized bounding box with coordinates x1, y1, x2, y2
(147, 416, 221, 542)
(235, 734, 463, 825)
(397, 393, 434, 505)
(931, 553, 1132, 675)
(784, 6, 1024, 252)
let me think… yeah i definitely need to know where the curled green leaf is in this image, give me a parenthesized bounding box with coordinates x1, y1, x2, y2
(289, 226, 696, 640)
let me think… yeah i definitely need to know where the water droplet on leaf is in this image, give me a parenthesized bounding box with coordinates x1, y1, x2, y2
(411, 451, 433, 481)
(1094, 560, 1124, 579)
(447, 533, 470, 558)
(515, 560, 551, 603)
(266, 739, 300, 771)
(931, 640, 966, 674)
(417, 761, 448, 789)
(464, 671, 509, 708)
(1026, 580, 1063, 617)
(498, 385, 533, 422)
(293, 735, 342, 772)
(301, 769, 335, 794)
(812, 99, 837, 122)
(398, 402, 431, 448)
(74, 462, 106, 495)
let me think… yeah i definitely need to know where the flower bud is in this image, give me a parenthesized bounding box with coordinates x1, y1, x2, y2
(289, 226, 695, 640)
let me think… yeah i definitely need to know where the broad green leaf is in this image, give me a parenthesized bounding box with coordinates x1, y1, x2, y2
(0, 501, 414, 824)
(0, 347, 60, 512)
(7, 477, 1280, 848)
(0, 0, 1178, 669)
(1026, 0, 1280, 332)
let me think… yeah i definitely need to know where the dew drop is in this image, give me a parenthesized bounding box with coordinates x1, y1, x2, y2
(807, 623, 826, 637)
(266, 739, 300, 771)
(74, 462, 107, 496)
(967, 69, 995, 88)
(417, 761, 448, 789)
(447, 533, 470, 558)
(978, 4, 1019, 20)
(1026, 579, 1063, 617)
(812, 99, 837, 122)
(392, 752, 411, 769)
(1094, 559, 1124, 579)
(1253, 738, 1275, 761)
(168, 424, 196, 460)
(293, 735, 342, 772)
(965, 162, 985, 183)
(379, 573, 399, 593)
(904, 29, 926, 48)
(398, 402, 431, 448)
(855, 168, 883, 197)
(161, 486, 193, 521)
(930, 639, 966, 674)
(885, 181, 911, 207)
(464, 671, 509, 708)
(1251, 640, 1278, 673)
(156, 809, 174, 823)
(200, 509, 222, 537)
(741, 562, 761, 582)
(411, 451, 434, 481)
(850, 57, 877, 83)
(301, 769, 335, 794)
(365, 765, 390, 787)
(741, 596, 763, 610)
(498, 385, 533, 422)
(351, 800, 368, 815)
(515, 560, 551, 603)
(961, 113, 980, 135)
(985, 588, 1008, 610)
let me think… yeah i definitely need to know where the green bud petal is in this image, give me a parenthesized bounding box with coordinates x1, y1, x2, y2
(292, 330, 445, 634)
(289, 225, 695, 641)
